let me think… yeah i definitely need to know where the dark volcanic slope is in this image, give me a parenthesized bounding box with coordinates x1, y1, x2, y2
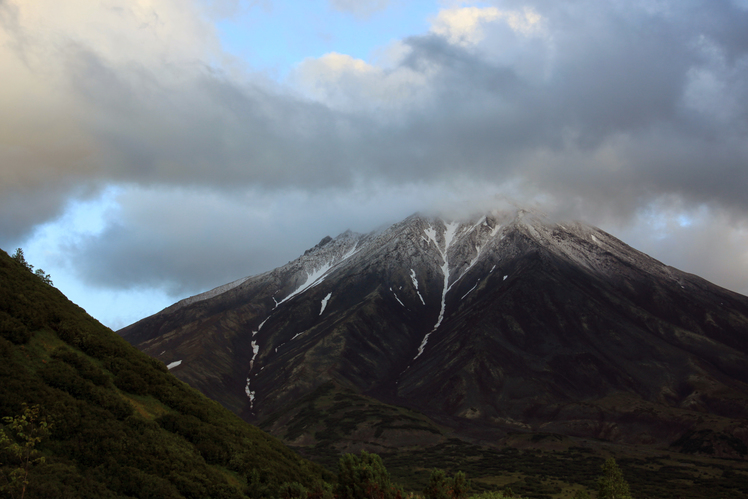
(120, 210, 748, 451)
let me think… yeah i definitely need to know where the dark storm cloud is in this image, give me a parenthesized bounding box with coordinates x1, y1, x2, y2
(3, 0, 748, 301)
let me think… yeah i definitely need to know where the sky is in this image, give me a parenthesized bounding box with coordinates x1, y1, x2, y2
(2, 0, 748, 330)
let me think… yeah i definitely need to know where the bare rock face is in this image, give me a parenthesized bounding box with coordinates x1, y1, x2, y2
(119, 209, 748, 456)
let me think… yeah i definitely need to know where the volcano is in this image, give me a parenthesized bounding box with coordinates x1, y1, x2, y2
(120, 209, 748, 454)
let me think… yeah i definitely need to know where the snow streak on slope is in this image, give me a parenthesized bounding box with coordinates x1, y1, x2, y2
(245, 339, 262, 408)
(275, 262, 333, 307)
(249, 341, 259, 370)
(415, 221, 460, 360)
(461, 280, 479, 300)
(320, 293, 332, 315)
(275, 239, 360, 308)
(391, 287, 405, 307)
(241, 237, 364, 408)
(432, 221, 460, 331)
(245, 383, 255, 406)
(410, 269, 426, 305)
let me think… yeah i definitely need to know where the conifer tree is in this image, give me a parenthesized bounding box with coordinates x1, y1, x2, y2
(598, 458, 632, 499)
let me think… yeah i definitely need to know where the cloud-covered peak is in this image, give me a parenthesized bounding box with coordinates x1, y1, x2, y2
(2, 0, 748, 328)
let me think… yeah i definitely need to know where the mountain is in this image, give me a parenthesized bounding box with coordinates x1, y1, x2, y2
(0, 248, 327, 498)
(120, 209, 748, 457)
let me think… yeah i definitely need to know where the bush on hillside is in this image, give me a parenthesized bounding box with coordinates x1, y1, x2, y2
(423, 470, 470, 499)
(598, 458, 631, 499)
(337, 451, 403, 499)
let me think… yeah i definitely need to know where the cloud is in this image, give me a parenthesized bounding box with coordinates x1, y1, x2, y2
(291, 50, 432, 112)
(429, 6, 542, 46)
(2, 0, 748, 325)
(64, 180, 513, 296)
(611, 202, 748, 297)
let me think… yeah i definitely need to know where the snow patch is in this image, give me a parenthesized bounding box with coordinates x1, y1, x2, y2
(249, 341, 259, 370)
(258, 317, 269, 331)
(391, 288, 405, 307)
(461, 281, 479, 300)
(503, 275, 508, 280)
(276, 261, 333, 307)
(423, 227, 438, 247)
(244, 379, 255, 406)
(320, 292, 332, 315)
(490, 265, 496, 273)
(442, 221, 460, 249)
(415, 332, 432, 359)
(246, 337, 263, 407)
(342, 243, 359, 260)
(410, 269, 426, 305)
(167, 360, 182, 370)
(431, 222, 460, 331)
(416, 221, 461, 360)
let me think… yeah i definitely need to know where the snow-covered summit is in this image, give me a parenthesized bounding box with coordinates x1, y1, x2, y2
(160, 207, 675, 320)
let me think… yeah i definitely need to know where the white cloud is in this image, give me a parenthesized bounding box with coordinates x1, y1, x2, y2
(429, 6, 543, 46)
(291, 50, 432, 112)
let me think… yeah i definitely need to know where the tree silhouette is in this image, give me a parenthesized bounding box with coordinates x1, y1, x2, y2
(598, 458, 632, 499)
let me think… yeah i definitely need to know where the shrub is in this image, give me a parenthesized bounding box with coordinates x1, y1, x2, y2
(598, 458, 631, 499)
(280, 481, 309, 499)
(337, 451, 402, 499)
(114, 369, 148, 395)
(0, 311, 31, 344)
(424, 470, 470, 499)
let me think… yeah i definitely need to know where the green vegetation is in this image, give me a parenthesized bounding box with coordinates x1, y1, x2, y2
(261, 383, 442, 447)
(597, 459, 630, 499)
(0, 404, 51, 499)
(258, 350, 748, 499)
(423, 470, 469, 499)
(337, 451, 401, 499)
(9, 249, 51, 286)
(293, 436, 748, 499)
(0, 247, 326, 498)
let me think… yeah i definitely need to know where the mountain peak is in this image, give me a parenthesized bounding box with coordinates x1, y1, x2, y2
(120, 208, 748, 455)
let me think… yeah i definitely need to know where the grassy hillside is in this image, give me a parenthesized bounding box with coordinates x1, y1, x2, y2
(0, 248, 328, 498)
(259, 386, 748, 499)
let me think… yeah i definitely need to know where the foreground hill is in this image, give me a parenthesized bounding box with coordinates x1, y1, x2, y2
(121, 209, 748, 459)
(0, 248, 326, 498)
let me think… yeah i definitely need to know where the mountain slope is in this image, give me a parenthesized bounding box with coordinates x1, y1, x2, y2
(0, 248, 327, 499)
(120, 209, 748, 455)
